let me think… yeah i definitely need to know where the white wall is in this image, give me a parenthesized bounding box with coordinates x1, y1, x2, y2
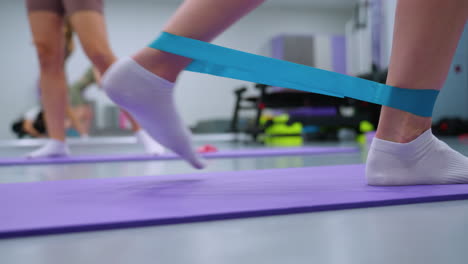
(0, 0, 352, 138)
(380, 0, 397, 69)
(1, 1, 40, 138)
(433, 24, 468, 122)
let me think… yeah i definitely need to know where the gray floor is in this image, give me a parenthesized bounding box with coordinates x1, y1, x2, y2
(1, 137, 468, 264)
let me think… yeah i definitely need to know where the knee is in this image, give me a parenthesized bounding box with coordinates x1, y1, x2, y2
(35, 41, 63, 72)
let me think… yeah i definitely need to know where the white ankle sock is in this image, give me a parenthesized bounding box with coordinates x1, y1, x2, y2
(102, 57, 205, 169)
(366, 129, 468, 185)
(26, 139, 70, 158)
(135, 130, 165, 155)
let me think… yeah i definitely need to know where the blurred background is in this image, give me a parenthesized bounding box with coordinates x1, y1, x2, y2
(1, 0, 467, 145)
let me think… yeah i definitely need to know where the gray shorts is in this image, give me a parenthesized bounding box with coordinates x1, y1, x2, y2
(26, 0, 104, 15)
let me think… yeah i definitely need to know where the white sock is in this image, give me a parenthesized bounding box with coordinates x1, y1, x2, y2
(26, 139, 70, 158)
(135, 130, 165, 155)
(102, 57, 205, 169)
(366, 129, 468, 185)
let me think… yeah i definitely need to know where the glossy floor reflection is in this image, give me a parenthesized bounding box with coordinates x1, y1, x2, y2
(0, 140, 363, 183)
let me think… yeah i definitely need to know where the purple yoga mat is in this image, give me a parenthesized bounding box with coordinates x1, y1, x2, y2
(0, 146, 358, 166)
(2, 164, 468, 238)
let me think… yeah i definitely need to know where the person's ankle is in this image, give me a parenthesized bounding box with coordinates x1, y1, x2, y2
(132, 48, 189, 82)
(375, 107, 432, 143)
(376, 125, 430, 143)
(49, 136, 66, 143)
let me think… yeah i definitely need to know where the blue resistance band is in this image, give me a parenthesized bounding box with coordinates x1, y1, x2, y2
(149, 32, 439, 117)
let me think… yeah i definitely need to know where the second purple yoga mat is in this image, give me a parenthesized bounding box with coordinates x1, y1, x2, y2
(2, 164, 468, 238)
(0, 146, 358, 166)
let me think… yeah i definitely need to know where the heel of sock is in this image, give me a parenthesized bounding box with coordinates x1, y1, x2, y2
(102, 58, 135, 106)
(365, 148, 392, 186)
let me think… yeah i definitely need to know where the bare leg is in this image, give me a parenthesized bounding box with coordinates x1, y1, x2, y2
(26, 11, 71, 158)
(376, 0, 468, 143)
(366, 0, 468, 185)
(66, 105, 87, 136)
(68, 11, 116, 73)
(134, 0, 265, 81)
(28, 12, 67, 142)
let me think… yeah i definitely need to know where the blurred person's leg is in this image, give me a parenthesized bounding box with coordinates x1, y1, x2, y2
(68, 2, 165, 153)
(26, 0, 70, 157)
